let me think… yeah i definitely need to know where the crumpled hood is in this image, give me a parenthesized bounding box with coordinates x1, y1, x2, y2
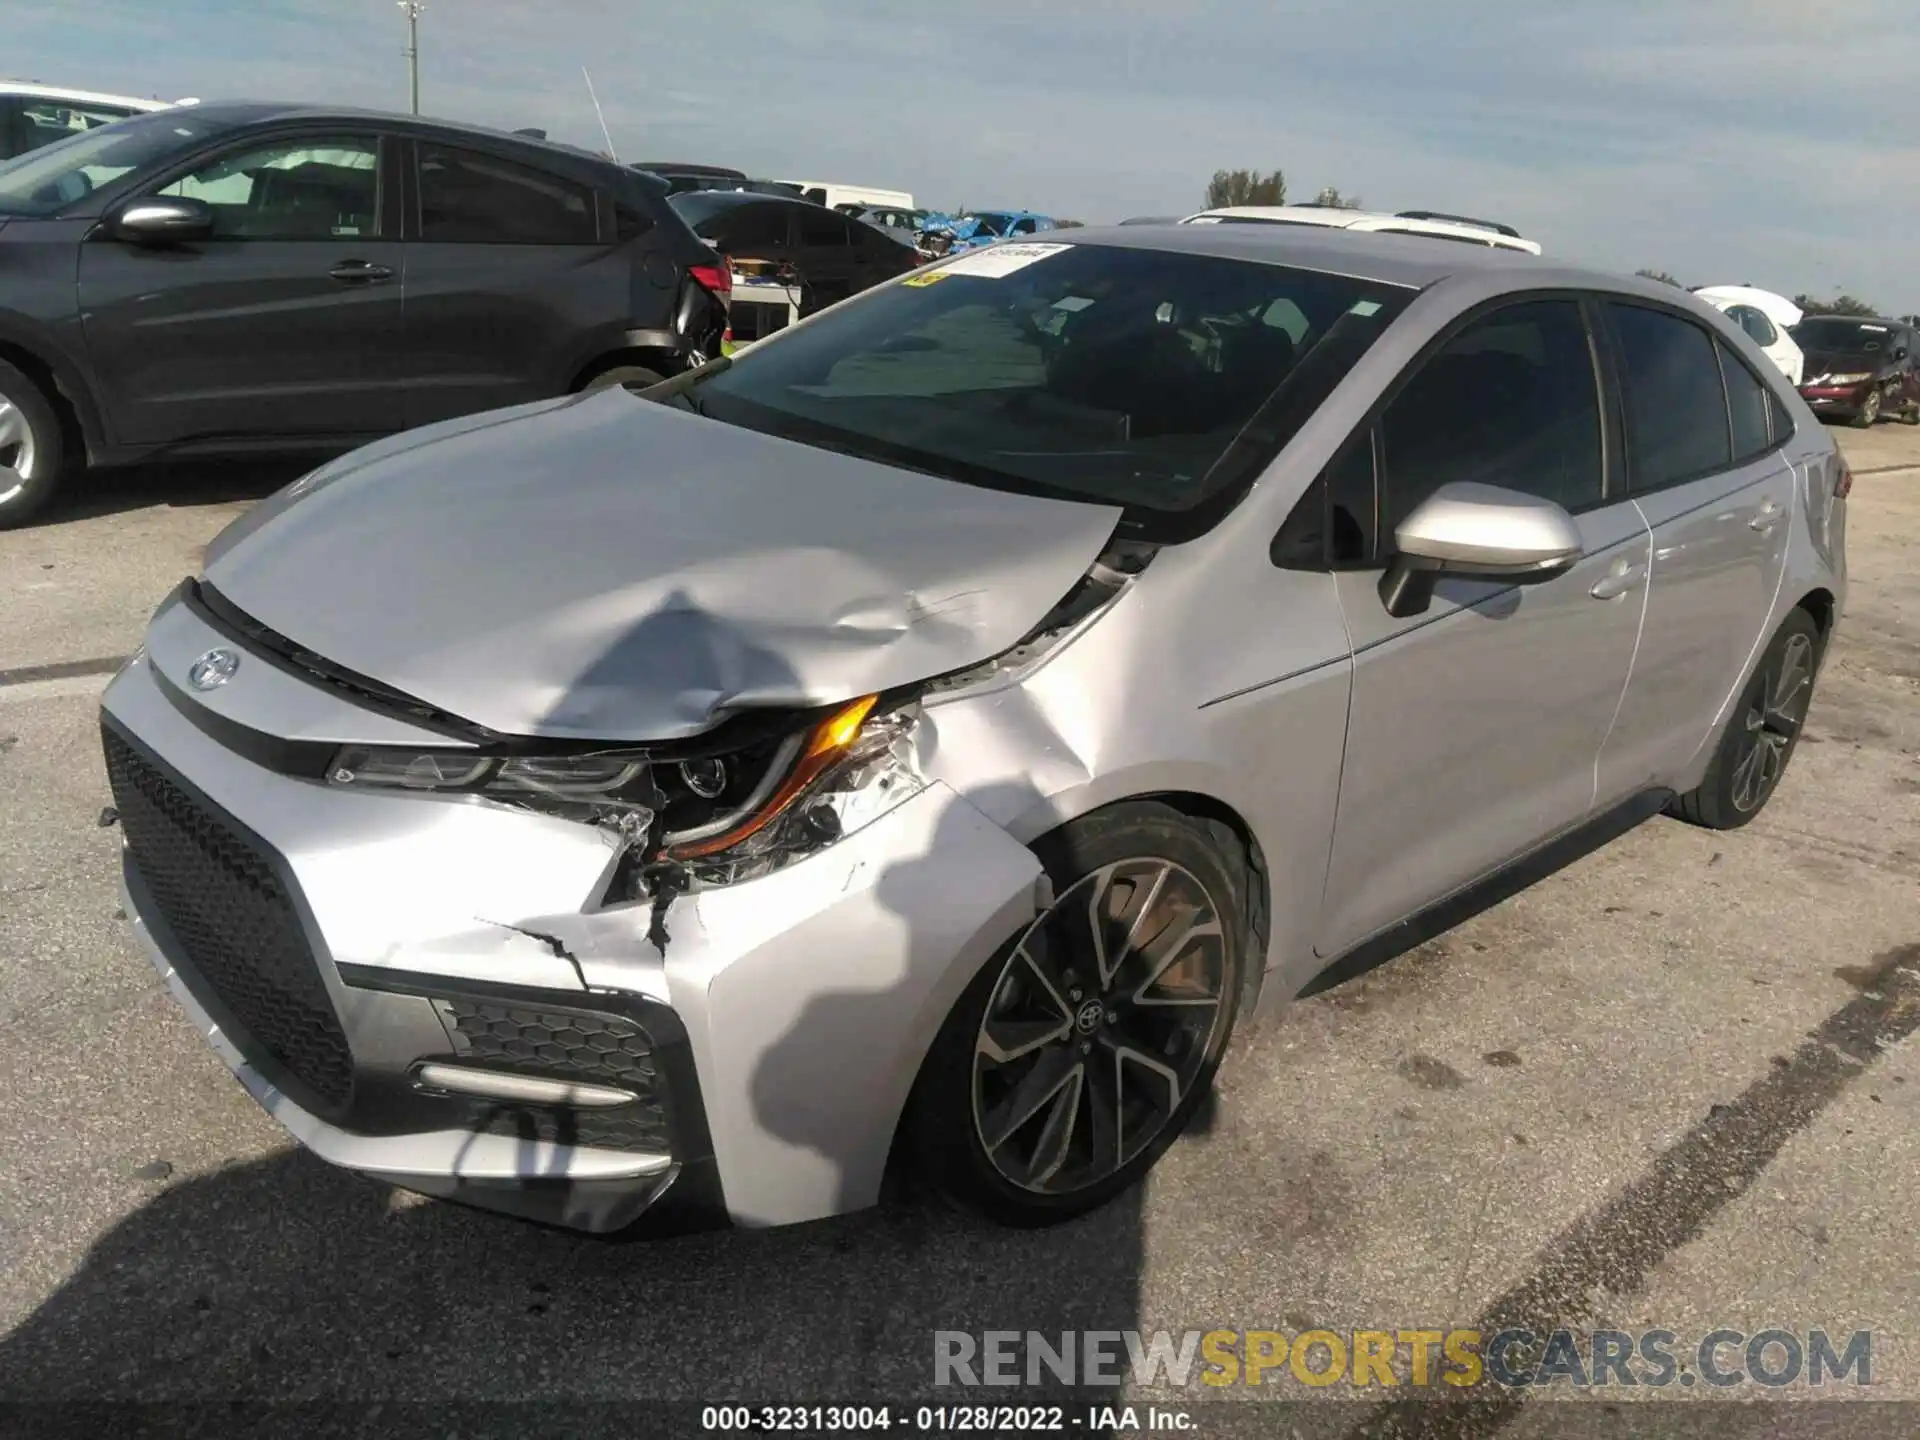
(202, 388, 1123, 741)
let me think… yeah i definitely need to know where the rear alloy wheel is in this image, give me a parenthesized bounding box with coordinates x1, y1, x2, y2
(1850, 386, 1881, 428)
(0, 359, 66, 530)
(1668, 609, 1820, 829)
(908, 803, 1248, 1225)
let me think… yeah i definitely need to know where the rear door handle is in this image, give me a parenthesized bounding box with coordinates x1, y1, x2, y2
(328, 260, 393, 284)
(1589, 559, 1647, 600)
(1750, 500, 1783, 532)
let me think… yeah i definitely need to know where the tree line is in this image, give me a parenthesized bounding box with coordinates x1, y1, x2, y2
(1204, 169, 1361, 211)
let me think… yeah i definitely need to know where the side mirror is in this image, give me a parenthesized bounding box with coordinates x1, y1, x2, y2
(110, 196, 213, 244)
(1379, 481, 1583, 618)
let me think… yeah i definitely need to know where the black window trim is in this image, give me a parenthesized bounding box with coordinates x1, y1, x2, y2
(1597, 296, 1793, 498)
(1273, 287, 1619, 573)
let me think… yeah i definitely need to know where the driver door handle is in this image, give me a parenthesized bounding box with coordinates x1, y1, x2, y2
(1589, 559, 1647, 600)
(1750, 499, 1783, 532)
(328, 259, 393, 284)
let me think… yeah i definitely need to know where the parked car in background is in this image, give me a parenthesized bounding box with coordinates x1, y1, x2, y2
(1792, 315, 1920, 427)
(630, 160, 747, 194)
(1694, 285, 1804, 384)
(631, 163, 800, 199)
(667, 189, 918, 323)
(102, 226, 1844, 1237)
(1117, 215, 1181, 225)
(840, 203, 925, 245)
(0, 82, 180, 160)
(1183, 205, 1543, 255)
(919, 210, 1059, 255)
(0, 101, 730, 526)
(786, 181, 913, 212)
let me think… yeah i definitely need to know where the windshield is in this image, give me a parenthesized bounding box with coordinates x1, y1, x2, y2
(669, 240, 1412, 541)
(0, 108, 236, 216)
(1790, 318, 1891, 355)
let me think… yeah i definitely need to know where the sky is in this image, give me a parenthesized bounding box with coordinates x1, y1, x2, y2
(12, 0, 1918, 312)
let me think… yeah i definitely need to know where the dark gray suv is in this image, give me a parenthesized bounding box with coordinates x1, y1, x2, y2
(0, 102, 732, 525)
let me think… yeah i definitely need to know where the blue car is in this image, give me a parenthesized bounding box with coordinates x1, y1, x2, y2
(918, 209, 1057, 255)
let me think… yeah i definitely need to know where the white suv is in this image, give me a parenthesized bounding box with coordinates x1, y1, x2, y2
(0, 82, 179, 161)
(1183, 205, 1542, 255)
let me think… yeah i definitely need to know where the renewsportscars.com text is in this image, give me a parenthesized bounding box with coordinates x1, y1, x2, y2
(933, 1328, 1872, 1389)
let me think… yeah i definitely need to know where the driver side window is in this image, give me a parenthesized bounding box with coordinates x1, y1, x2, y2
(1280, 299, 1605, 570)
(158, 136, 381, 240)
(1379, 300, 1604, 539)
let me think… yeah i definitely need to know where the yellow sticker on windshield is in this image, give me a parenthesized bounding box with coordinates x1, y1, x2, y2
(903, 271, 951, 286)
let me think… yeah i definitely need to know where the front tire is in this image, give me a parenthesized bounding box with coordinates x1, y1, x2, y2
(579, 364, 665, 394)
(1668, 608, 1820, 830)
(0, 359, 67, 530)
(906, 802, 1250, 1226)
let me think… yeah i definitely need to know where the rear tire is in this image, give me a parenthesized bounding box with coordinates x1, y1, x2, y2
(905, 802, 1250, 1226)
(1850, 386, 1881, 428)
(1667, 608, 1821, 830)
(0, 359, 67, 530)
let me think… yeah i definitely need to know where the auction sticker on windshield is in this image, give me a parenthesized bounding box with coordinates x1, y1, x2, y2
(937, 242, 1073, 279)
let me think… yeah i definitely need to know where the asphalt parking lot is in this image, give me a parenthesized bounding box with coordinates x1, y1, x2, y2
(1, 424, 1917, 1432)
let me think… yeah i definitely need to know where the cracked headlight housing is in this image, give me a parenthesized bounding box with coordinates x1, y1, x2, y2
(326, 694, 927, 887)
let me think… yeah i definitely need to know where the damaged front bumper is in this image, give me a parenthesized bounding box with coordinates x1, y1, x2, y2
(102, 624, 1042, 1234)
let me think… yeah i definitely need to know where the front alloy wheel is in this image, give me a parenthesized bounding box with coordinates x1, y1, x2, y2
(0, 358, 67, 529)
(973, 858, 1230, 1195)
(908, 803, 1248, 1225)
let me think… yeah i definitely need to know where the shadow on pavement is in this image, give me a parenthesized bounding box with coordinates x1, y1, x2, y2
(54, 455, 323, 524)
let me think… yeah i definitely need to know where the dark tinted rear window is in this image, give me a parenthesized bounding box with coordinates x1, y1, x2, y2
(419, 144, 596, 244)
(1790, 317, 1893, 354)
(1607, 303, 1731, 491)
(674, 241, 1412, 541)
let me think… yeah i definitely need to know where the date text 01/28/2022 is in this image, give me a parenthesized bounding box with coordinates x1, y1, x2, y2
(700, 1404, 1196, 1431)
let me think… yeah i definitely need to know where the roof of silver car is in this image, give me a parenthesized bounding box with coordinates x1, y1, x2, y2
(1062, 221, 1548, 289)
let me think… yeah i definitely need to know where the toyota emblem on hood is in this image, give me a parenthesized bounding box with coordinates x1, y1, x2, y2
(187, 648, 240, 691)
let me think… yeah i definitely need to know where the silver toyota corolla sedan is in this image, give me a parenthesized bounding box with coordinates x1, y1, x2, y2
(101, 226, 1848, 1234)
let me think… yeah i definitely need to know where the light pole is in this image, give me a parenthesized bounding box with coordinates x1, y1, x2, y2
(398, 0, 425, 115)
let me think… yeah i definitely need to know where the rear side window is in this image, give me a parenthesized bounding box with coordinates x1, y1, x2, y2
(716, 204, 790, 254)
(1607, 303, 1731, 491)
(418, 144, 597, 244)
(1717, 341, 1773, 462)
(1378, 299, 1603, 535)
(16, 97, 137, 156)
(796, 207, 848, 247)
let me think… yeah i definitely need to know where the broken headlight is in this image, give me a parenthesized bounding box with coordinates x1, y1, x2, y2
(325, 693, 927, 886)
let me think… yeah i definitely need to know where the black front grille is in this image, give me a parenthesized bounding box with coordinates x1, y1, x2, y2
(104, 726, 354, 1112)
(430, 998, 670, 1153)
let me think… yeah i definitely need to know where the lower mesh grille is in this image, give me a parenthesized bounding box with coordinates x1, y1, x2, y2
(104, 725, 355, 1111)
(431, 998, 670, 1153)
